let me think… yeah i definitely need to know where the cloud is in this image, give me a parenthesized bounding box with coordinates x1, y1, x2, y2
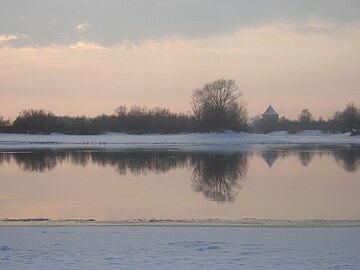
(0, 34, 18, 42)
(67, 41, 104, 50)
(0, 34, 34, 48)
(76, 22, 92, 31)
(1, 1, 360, 48)
(0, 20, 359, 119)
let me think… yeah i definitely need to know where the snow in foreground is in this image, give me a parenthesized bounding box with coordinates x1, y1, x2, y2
(0, 130, 359, 150)
(1, 226, 359, 270)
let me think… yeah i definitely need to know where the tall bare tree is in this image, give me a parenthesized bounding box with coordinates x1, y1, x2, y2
(192, 79, 247, 131)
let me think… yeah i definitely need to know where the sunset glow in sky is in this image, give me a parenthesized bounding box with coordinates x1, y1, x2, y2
(1, 0, 359, 120)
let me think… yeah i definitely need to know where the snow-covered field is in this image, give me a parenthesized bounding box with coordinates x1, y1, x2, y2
(0, 130, 359, 150)
(1, 226, 359, 269)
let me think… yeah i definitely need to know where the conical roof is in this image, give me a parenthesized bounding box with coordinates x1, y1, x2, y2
(263, 105, 278, 115)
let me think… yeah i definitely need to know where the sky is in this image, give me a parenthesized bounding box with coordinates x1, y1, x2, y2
(1, 0, 360, 120)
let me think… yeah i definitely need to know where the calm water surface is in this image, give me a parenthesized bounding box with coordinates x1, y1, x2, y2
(0, 145, 359, 221)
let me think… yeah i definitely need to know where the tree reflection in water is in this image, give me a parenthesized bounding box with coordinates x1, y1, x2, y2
(0, 152, 11, 166)
(190, 153, 249, 202)
(0, 145, 359, 203)
(0, 150, 250, 203)
(12, 151, 62, 173)
(333, 147, 360, 173)
(90, 151, 189, 175)
(259, 145, 360, 172)
(298, 151, 315, 167)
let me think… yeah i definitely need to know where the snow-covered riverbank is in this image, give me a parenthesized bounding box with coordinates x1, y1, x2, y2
(0, 130, 359, 150)
(1, 226, 359, 270)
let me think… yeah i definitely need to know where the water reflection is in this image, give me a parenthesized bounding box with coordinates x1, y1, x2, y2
(90, 151, 189, 175)
(12, 151, 61, 173)
(261, 152, 279, 168)
(0, 150, 191, 174)
(261, 149, 315, 168)
(298, 151, 315, 167)
(0, 146, 359, 203)
(191, 153, 248, 202)
(333, 147, 360, 173)
(1, 147, 359, 176)
(0, 150, 249, 203)
(259, 145, 360, 173)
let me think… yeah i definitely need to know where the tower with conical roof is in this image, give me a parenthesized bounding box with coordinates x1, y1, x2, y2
(262, 104, 279, 121)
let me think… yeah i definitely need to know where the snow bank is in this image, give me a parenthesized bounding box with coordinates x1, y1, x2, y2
(1, 226, 359, 269)
(0, 131, 359, 150)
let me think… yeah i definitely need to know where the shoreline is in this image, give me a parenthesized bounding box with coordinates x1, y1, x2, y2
(0, 131, 359, 150)
(1, 219, 360, 227)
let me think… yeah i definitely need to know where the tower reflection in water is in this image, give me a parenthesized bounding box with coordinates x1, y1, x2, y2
(0, 145, 359, 203)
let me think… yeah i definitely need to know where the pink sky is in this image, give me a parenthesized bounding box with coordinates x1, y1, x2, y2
(1, 6, 360, 120)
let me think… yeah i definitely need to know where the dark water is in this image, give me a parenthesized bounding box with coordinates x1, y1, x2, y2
(0, 145, 359, 220)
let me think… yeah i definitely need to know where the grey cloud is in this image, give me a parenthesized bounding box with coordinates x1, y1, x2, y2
(1, 0, 359, 47)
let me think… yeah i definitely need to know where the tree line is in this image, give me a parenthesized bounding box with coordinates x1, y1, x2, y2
(0, 107, 197, 135)
(0, 79, 247, 134)
(251, 103, 360, 134)
(0, 78, 359, 134)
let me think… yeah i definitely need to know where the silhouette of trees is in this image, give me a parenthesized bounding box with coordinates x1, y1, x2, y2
(251, 116, 282, 134)
(4, 79, 245, 134)
(12, 109, 57, 134)
(331, 103, 360, 133)
(7, 106, 198, 134)
(192, 79, 248, 131)
(0, 116, 10, 132)
(114, 106, 195, 134)
(3, 101, 359, 135)
(297, 109, 314, 130)
(250, 104, 360, 134)
(298, 109, 314, 123)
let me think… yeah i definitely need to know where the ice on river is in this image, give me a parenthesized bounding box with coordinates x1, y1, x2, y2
(1, 226, 360, 269)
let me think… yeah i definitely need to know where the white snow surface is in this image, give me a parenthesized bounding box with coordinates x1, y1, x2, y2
(0, 130, 359, 150)
(1, 226, 359, 269)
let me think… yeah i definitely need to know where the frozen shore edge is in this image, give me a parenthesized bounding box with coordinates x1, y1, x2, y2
(1, 219, 360, 227)
(0, 130, 360, 150)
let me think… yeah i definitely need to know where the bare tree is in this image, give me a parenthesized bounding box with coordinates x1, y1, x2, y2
(191, 79, 247, 131)
(115, 105, 127, 117)
(297, 108, 314, 130)
(298, 109, 314, 123)
(341, 103, 360, 132)
(332, 103, 360, 132)
(0, 116, 10, 132)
